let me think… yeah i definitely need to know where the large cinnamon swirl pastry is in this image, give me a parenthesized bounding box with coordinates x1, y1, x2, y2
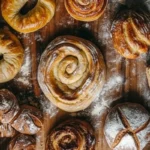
(38, 36, 106, 112)
(64, 0, 108, 21)
(46, 119, 95, 150)
(112, 9, 150, 59)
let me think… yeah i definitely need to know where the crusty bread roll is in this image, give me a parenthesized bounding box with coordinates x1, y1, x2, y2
(0, 29, 24, 83)
(1, 0, 56, 33)
(46, 119, 95, 150)
(38, 36, 106, 112)
(0, 89, 43, 135)
(112, 9, 150, 59)
(8, 134, 36, 150)
(64, 0, 108, 21)
(104, 103, 150, 150)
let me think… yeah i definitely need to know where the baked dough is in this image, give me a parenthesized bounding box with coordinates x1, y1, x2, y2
(38, 36, 106, 112)
(8, 134, 36, 150)
(104, 103, 150, 150)
(112, 9, 150, 59)
(46, 119, 95, 150)
(1, 0, 56, 33)
(64, 0, 108, 21)
(0, 30, 24, 83)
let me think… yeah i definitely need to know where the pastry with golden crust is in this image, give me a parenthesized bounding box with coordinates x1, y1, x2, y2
(1, 0, 56, 33)
(104, 103, 150, 150)
(112, 9, 150, 59)
(0, 30, 24, 83)
(64, 0, 108, 21)
(38, 36, 106, 112)
(8, 134, 36, 150)
(46, 119, 95, 150)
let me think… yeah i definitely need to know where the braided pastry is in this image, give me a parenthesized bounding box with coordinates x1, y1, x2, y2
(0, 89, 43, 135)
(1, 0, 56, 33)
(104, 103, 150, 150)
(46, 119, 95, 150)
(0, 30, 24, 83)
(8, 134, 36, 150)
(112, 9, 150, 59)
(38, 36, 106, 112)
(64, 0, 108, 21)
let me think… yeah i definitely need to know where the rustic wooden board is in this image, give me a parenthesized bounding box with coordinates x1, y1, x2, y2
(1, 0, 150, 150)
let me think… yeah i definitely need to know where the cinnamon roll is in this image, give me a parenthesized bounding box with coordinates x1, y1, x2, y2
(46, 119, 95, 150)
(64, 0, 108, 21)
(1, 0, 56, 33)
(112, 9, 150, 59)
(104, 103, 150, 150)
(8, 134, 36, 150)
(38, 36, 106, 112)
(0, 30, 24, 83)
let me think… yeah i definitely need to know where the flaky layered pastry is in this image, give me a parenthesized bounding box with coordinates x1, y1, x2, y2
(104, 103, 150, 150)
(46, 119, 95, 150)
(112, 9, 150, 59)
(0, 89, 43, 135)
(8, 134, 36, 150)
(38, 36, 106, 112)
(0, 30, 24, 83)
(1, 0, 55, 33)
(64, 0, 108, 21)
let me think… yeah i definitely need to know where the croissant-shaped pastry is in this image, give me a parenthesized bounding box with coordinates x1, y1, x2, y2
(38, 36, 106, 112)
(112, 9, 150, 59)
(0, 30, 24, 83)
(1, 0, 56, 33)
(46, 119, 95, 150)
(8, 134, 36, 150)
(0, 89, 43, 135)
(104, 103, 150, 150)
(64, 0, 108, 21)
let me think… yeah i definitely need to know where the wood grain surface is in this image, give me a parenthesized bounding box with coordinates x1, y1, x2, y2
(0, 0, 150, 150)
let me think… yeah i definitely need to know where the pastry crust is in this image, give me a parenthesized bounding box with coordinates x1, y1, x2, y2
(112, 10, 150, 59)
(104, 103, 150, 150)
(46, 119, 95, 150)
(8, 134, 36, 150)
(38, 36, 106, 112)
(64, 0, 108, 21)
(1, 0, 56, 33)
(0, 30, 24, 83)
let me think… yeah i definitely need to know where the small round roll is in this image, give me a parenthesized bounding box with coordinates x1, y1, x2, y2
(112, 9, 150, 59)
(64, 0, 108, 21)
(46, 119, 95, 150)
(8, 134, 36, 150)
(0, 30, 24, 83)
(38, 36, 106, 112)
(1, 0, 56, 33)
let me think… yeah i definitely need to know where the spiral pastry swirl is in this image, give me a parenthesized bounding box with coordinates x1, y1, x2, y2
(8, 134, 36, 150)
(112, 9, 150, 59)
(38, 36, 106, 112)
(64, 0, 108, 21)
(46, 119, 95, 150)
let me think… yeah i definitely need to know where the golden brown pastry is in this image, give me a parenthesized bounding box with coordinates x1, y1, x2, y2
(146, 66, 150, 87)
(0, 89, 43, 135)
(64, 0, 108, 21)
(8, 134, 36, 150)
(11, 105, 43, 135)
(104, 103, 150, 150)
(46, 119, 95, 150)
(112, 9, 150, 59)
(0, 29, 24, 83)
(1, 0, 56, 33)
(38, 36, 106, 112)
